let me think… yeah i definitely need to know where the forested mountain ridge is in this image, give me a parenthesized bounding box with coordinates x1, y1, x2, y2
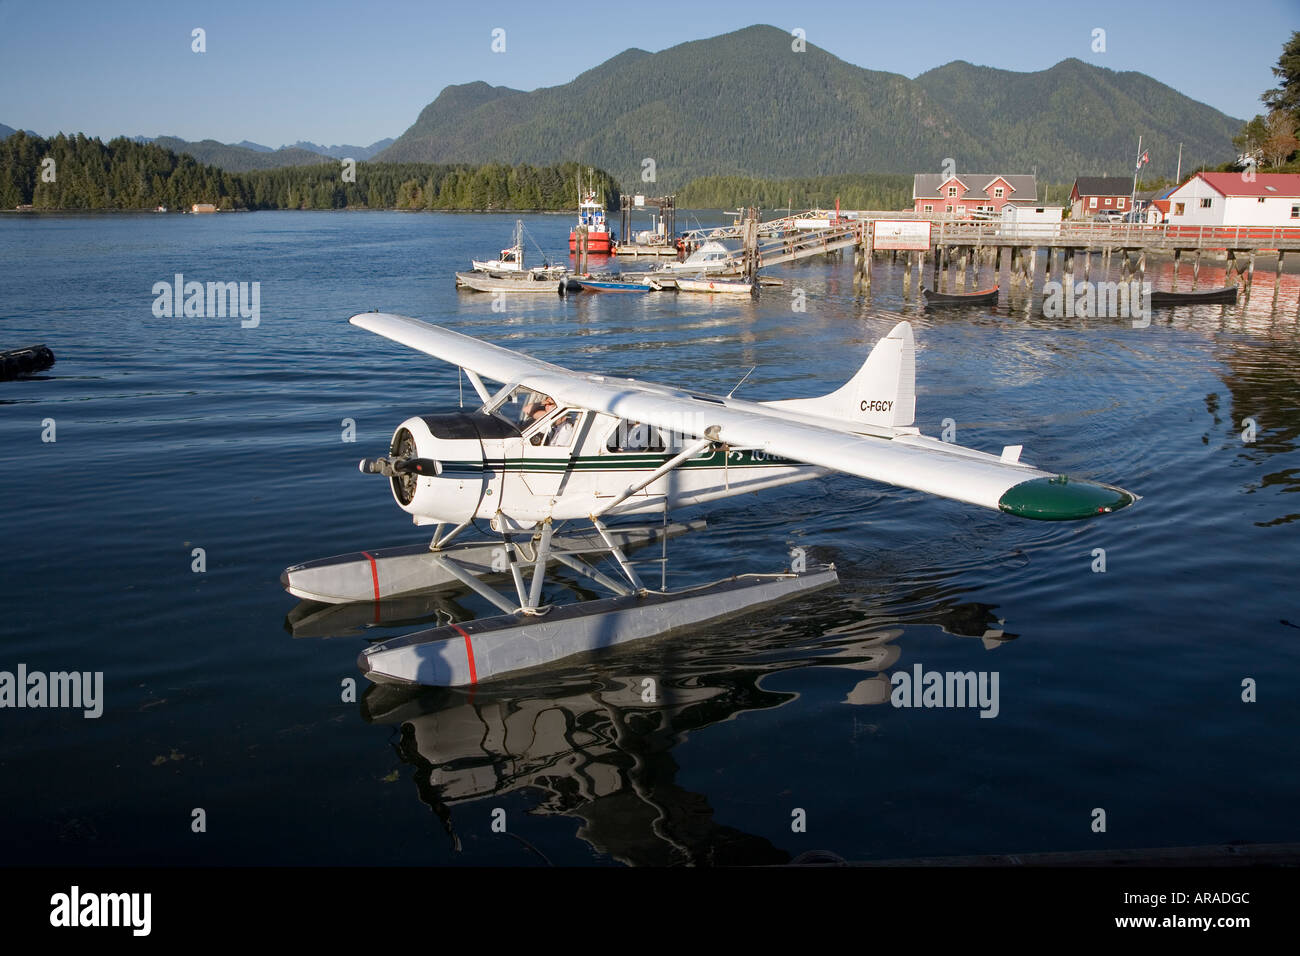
(379, 24, 1241, 186)
(0, 132, 620, 212)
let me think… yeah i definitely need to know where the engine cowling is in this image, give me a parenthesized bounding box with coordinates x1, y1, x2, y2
(361, 413, 516, 525)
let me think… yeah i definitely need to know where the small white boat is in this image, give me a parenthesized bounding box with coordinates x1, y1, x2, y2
(656, 240, 736, 274)
(455, 271, 563, 294)
(674, 276, 754, 295)
(471, 220, 526, 272)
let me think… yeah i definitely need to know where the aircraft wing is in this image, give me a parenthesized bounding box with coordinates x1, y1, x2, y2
(350, 312, 1136, 520)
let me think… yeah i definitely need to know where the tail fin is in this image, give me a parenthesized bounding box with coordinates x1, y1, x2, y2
(764, 320, 915, 429)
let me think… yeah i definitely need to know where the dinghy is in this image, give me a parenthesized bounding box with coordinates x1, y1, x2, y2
(1149, 286, 1238, 307)
(924, 286, 999, 307)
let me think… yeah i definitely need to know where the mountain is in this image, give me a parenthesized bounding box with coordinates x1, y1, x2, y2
(289, 138, 394, 160)
(913, 58, 1241, 180)
(151, 137, 332, 171)
(234, 140, 275, 152)
(378, 24, 1242, 186)
(1, 123, 40, 140)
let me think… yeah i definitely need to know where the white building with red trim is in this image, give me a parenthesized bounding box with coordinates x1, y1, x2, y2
(1164, 172, 1300, 227)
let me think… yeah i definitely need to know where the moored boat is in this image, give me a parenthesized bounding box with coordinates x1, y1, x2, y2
(573, 278, 653, 293)
(569, 188, 614, 254)
(674, 276, 754, 295)
(924, 286, 999, 306)
(1149, 285, 1238, 307)
(455, 271, 564, 294)
(655, 240, 736, 274)
(471, 220, 525, 272)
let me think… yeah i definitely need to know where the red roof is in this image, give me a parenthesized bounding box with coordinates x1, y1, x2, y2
(1195, 172, 1300, 198)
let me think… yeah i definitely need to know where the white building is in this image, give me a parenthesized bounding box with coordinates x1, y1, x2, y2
(1164, 173, 1300, 228)
(1000, 203, 1063, 239)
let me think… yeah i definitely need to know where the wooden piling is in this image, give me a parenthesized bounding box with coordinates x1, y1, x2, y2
(862, 226, 873, 292)
(1172, 249, 1181, 291)
(1138, 249, 1146, 290)
(1245, 251, 1255, 295)
(1193, 250, 1201, 289)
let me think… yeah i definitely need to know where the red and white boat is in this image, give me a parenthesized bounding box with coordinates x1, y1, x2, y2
(569, 189, 614, 254)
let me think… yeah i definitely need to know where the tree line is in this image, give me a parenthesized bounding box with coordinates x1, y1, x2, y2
(0, 132, 622, 211)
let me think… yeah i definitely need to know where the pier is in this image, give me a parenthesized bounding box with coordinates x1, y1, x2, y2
(679, 209, 1299, 296)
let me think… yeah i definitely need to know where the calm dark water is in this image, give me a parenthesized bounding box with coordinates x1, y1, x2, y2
(1, 211, 1297, 866)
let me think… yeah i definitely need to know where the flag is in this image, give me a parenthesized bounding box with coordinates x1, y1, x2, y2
(1136, 150, 1150, 169)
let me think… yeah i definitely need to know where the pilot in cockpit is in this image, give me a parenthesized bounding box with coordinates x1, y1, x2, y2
(522, 395, 556, 424)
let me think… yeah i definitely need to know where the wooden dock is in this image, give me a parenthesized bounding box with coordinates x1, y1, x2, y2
(675, 208, 1298, 295)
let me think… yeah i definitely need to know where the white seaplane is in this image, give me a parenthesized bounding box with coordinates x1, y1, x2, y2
(282, 312, 1137, 687)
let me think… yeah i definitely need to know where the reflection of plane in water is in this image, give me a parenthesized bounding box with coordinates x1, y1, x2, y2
(358, 591, 1011, 865)
(363, 675, 796, 866)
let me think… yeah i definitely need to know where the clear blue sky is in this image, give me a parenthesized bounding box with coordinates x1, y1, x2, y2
(0, 0, 1293, 146)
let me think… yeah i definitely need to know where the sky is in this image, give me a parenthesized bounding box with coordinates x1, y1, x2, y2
(0, 0, 1295, 147)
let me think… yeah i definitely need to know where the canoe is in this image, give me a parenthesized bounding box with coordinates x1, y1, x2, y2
(924, 287, 999, 306)
(674, 277, 754, 295)
(574, 279, 653, 293)
(1149, 286, 1238, 307)
(1, 344, 55, 380)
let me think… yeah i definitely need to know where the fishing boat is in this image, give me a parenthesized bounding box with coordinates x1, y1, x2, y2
(673, 276, 754, 295)
(924, 286, 999, 307)
(1149, 286, 1238, 307)
(471, 220, 526, 272)
(455, 271, 564, 294)
(569, 188, 614, 254)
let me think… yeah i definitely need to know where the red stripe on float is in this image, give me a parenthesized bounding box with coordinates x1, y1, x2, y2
(453, 624, 477, 685)
(360, 551, 381, 601)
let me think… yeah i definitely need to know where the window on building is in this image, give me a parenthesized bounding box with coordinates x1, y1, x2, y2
(1258, 197, 1266, 203)
(1104, 197, 1112, 206)
(947, 186, 958, 197)
(1292, 204, 1299, 219)
(957, 205, 966, 214)
(1174, 202, 1185, 215)
(923, 204, 934, 213)
(1199, 198, 1212, 208)
(1117, 198, 1126, 208)
(1089, 197, 1098, 208)
(994, 187, 1004, 198)
(945, 204, 953, 213)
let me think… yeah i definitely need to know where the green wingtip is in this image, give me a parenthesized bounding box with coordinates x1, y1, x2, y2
(998, 475, 1137, 521)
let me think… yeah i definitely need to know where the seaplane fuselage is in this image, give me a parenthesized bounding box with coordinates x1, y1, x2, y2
(377, 404, 826, 530)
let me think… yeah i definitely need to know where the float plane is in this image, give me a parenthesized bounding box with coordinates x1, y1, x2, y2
(282, 313, 1137, 686)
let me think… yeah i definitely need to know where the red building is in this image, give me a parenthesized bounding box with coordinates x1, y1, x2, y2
(1069, 177, 1133, 219)
(912, 173, 1038, 217)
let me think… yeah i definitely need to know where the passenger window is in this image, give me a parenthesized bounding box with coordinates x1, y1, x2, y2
(606, 420, 667, 452)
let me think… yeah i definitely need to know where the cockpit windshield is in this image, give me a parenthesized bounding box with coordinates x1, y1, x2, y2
(495, 387, 557, 426)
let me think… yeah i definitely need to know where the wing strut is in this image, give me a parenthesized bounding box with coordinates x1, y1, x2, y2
(593, 437, 715, 518)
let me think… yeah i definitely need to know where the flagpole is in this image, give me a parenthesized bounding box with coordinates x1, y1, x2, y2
(1176, 143, 1183, 183)
(1130, 135, 1142, 214)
